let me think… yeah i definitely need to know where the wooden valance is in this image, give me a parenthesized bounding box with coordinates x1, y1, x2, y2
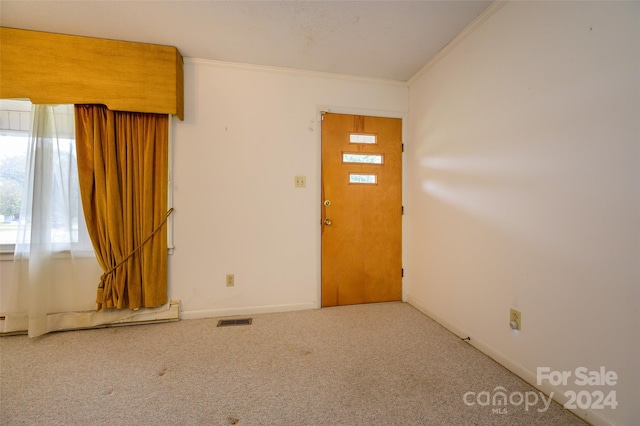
(0, 27, 184, 120)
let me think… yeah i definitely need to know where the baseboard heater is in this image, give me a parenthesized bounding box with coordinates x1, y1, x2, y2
(0, 300, 180, 336)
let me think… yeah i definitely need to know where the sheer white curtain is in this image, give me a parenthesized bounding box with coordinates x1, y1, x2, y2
(4, 104, 131, 337)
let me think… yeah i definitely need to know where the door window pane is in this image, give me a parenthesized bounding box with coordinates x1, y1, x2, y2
(342, 153, 383, 164)
(349, 174, 377, 184)
(349, 133, 376, 144)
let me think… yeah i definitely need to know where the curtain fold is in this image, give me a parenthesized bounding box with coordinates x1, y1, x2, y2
(74, 105, 169, 311)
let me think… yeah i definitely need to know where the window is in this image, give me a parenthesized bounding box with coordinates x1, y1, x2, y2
(349, 173, 377, 184)
(349, 133, 377, 144)
(0, 100, 91, 254)
(342, 153, 384, 164)
(0, 100, 30, 251)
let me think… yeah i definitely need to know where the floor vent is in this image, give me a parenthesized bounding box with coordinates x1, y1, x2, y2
(217, 318, 252, 327)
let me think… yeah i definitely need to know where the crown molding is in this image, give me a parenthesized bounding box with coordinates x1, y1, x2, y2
(184, 57, 408, 87)
(408, 0, 508, 86)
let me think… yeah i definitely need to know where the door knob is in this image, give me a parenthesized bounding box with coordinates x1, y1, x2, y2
(324, 219, 332, 226)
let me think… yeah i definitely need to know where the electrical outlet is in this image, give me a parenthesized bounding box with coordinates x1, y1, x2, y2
(294, 176, 306, 188)
(226, 274, 234, 287)
(510, 308, 522, 330)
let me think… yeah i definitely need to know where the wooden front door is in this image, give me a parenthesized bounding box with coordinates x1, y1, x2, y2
(321, 113, 402, 307)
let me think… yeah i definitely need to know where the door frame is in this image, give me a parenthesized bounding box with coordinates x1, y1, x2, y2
(315, 105, 409, 308)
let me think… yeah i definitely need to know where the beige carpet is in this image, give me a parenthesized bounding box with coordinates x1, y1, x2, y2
(0, 302, 586, 425)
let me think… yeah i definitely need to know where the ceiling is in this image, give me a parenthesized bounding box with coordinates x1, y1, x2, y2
(0, 0, 493, 82)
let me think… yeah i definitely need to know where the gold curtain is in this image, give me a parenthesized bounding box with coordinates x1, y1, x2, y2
(74, 105, 169, 310)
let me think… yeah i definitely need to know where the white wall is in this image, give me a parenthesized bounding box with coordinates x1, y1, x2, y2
(1, 60, 407, 319)
(406, 2, 639, 425)
(170, 59, 408, 318)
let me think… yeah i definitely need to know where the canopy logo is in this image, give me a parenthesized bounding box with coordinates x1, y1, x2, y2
(462, 386, 553, 414)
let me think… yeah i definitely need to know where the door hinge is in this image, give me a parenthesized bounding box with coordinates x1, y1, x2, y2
(402, 206, 404, 215)
(402, 143, 404, 152)
(402, 268, 404, 278)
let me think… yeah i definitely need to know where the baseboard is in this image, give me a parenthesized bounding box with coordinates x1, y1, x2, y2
(180, 302, 317, 321)
(0, 300, 180, 336)
(406, 295, 613, 426)
(106, 300, 180, 327)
